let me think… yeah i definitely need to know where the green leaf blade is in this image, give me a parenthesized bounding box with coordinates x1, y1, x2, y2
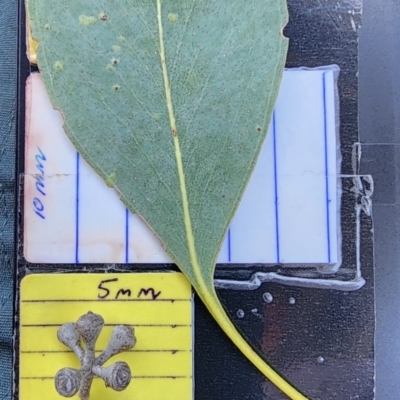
(163, 0, 289, 273)
(28, 1, 308, 398)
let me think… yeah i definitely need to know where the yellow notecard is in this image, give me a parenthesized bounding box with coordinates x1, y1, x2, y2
(20, 273, 193, 400)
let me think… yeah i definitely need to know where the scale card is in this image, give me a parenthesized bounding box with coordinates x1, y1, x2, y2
(20, 273, 193, 400)
(24, 68, 339, 266)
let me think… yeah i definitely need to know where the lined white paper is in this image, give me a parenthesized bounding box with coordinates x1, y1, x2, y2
(24, 66, 339, 265)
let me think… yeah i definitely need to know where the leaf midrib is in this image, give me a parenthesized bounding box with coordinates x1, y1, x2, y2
(156, 0, 206, 289)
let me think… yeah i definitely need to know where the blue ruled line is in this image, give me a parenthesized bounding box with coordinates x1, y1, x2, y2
(227, 228, 231, 262)
(272, 111, 280, 264)
(75, 152, 80, 263)
(322, 72, 332, 263)
(125, 208, 129, 263)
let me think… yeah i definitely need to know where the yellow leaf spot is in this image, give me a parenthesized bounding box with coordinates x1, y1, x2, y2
(168, 13, 178, 23)
(105, 172, 117, 187)
(118, 35, 126, 42)
(79, 15, 97, 26)
(112, 45, 121, 52)
(54, 61, 63, 71)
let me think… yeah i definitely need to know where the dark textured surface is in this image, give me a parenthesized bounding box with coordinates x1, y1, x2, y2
(0, 0, 17, 398)
(359, 3, 400, 398)
(359, 1, 400, 146)
(285, 0, 361, 178)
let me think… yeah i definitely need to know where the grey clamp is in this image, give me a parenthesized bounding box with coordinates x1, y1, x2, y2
(55, 311, 136, 400)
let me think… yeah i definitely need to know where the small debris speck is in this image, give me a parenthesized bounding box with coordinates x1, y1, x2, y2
(111, 57, 120, 66)
(112, 84, 120, 92)
(289, 297, 296, 305)
(317, 356, 325, 364)
(99, 12, 107, 21)
(54, 61, 64, 71)
(168, 13, 178, 23)
(44, 24, 51, 30)
(79, 15, 97, 26)
(236, 309, 245, 319)
(263, 292, 273, 303)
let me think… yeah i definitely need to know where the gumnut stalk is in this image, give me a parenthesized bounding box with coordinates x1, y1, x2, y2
(55, 311, 136, 400)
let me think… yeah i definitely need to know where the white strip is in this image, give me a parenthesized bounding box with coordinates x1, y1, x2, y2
(24, 67, 339, 265)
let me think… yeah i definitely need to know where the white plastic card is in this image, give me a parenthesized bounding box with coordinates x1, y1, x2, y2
(24, 66, 339, 265)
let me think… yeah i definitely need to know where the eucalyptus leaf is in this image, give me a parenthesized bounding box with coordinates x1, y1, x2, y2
(28, 1, 306, 398)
